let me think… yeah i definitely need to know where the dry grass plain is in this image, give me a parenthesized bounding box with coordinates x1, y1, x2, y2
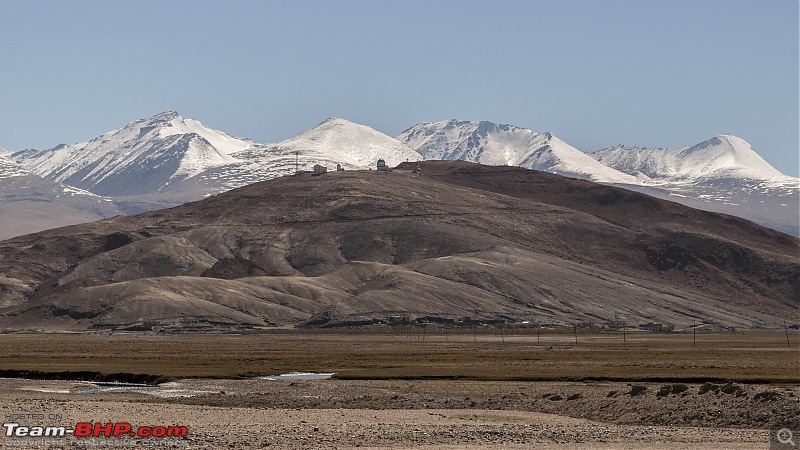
(0, 329, 797, 383)
(0, 330, 797, 449)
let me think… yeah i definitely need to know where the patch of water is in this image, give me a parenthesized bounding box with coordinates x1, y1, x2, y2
(76, 381, 214, 398)
(18, 388, 71, 394)
(257, 372, 335, 381)
(77, 381, 158, 395)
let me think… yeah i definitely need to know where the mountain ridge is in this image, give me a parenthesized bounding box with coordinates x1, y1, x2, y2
(6, 113, 798, 238)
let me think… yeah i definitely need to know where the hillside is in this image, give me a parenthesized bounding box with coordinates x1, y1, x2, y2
(0, 161, 796, 331)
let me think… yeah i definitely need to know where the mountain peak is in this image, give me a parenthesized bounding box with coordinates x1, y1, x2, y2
(301, 118, 398, 140)
(150, 110, 182, 120)
(131, 111, 184, 127)
(319, 117, 351, 124)
(144, 112, 254, 155)
(678, 134, 784, 179)
(271, 118, 422, 167)
(697, 134, 748, 150)
(314, 117, 380, 131)
(310, 117, 382, 135)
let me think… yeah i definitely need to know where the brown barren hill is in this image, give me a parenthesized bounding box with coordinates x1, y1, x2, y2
(0, 161, 797, 331)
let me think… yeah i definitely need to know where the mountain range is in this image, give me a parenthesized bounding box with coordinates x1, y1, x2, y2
(3, 112, 798, 239)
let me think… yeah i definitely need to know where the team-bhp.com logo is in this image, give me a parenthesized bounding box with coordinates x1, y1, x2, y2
(4, 422, 188, 438)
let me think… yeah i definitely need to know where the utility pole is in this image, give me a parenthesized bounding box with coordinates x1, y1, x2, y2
(785, 321, 791, 348)
(623, 322, 626, 346)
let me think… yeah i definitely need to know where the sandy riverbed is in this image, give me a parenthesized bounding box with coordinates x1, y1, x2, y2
(0, 378, 796, 449)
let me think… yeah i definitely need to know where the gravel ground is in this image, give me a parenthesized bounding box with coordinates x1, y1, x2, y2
(0, 378, 795, 449)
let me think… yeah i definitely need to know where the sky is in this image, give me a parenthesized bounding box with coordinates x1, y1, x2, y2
(0, 0, 798, 176)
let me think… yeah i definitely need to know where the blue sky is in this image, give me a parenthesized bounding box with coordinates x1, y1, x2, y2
(1, 0, 798, 176)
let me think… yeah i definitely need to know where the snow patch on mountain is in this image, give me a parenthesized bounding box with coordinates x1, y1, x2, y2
(398, 120, 641, 184)
(0, 155, 33, 179)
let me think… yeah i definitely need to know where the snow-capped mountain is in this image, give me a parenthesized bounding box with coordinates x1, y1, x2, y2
(5, 113, 798, 239)
(0, 148, 11, 158)
(592, 135, 792, 184)
(239, 117, 422, 169)
(397, 120, 640, 184)
(12, 111, 253, 197)
(0, 155, 121, 240)
(592, 135, 799, 235)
